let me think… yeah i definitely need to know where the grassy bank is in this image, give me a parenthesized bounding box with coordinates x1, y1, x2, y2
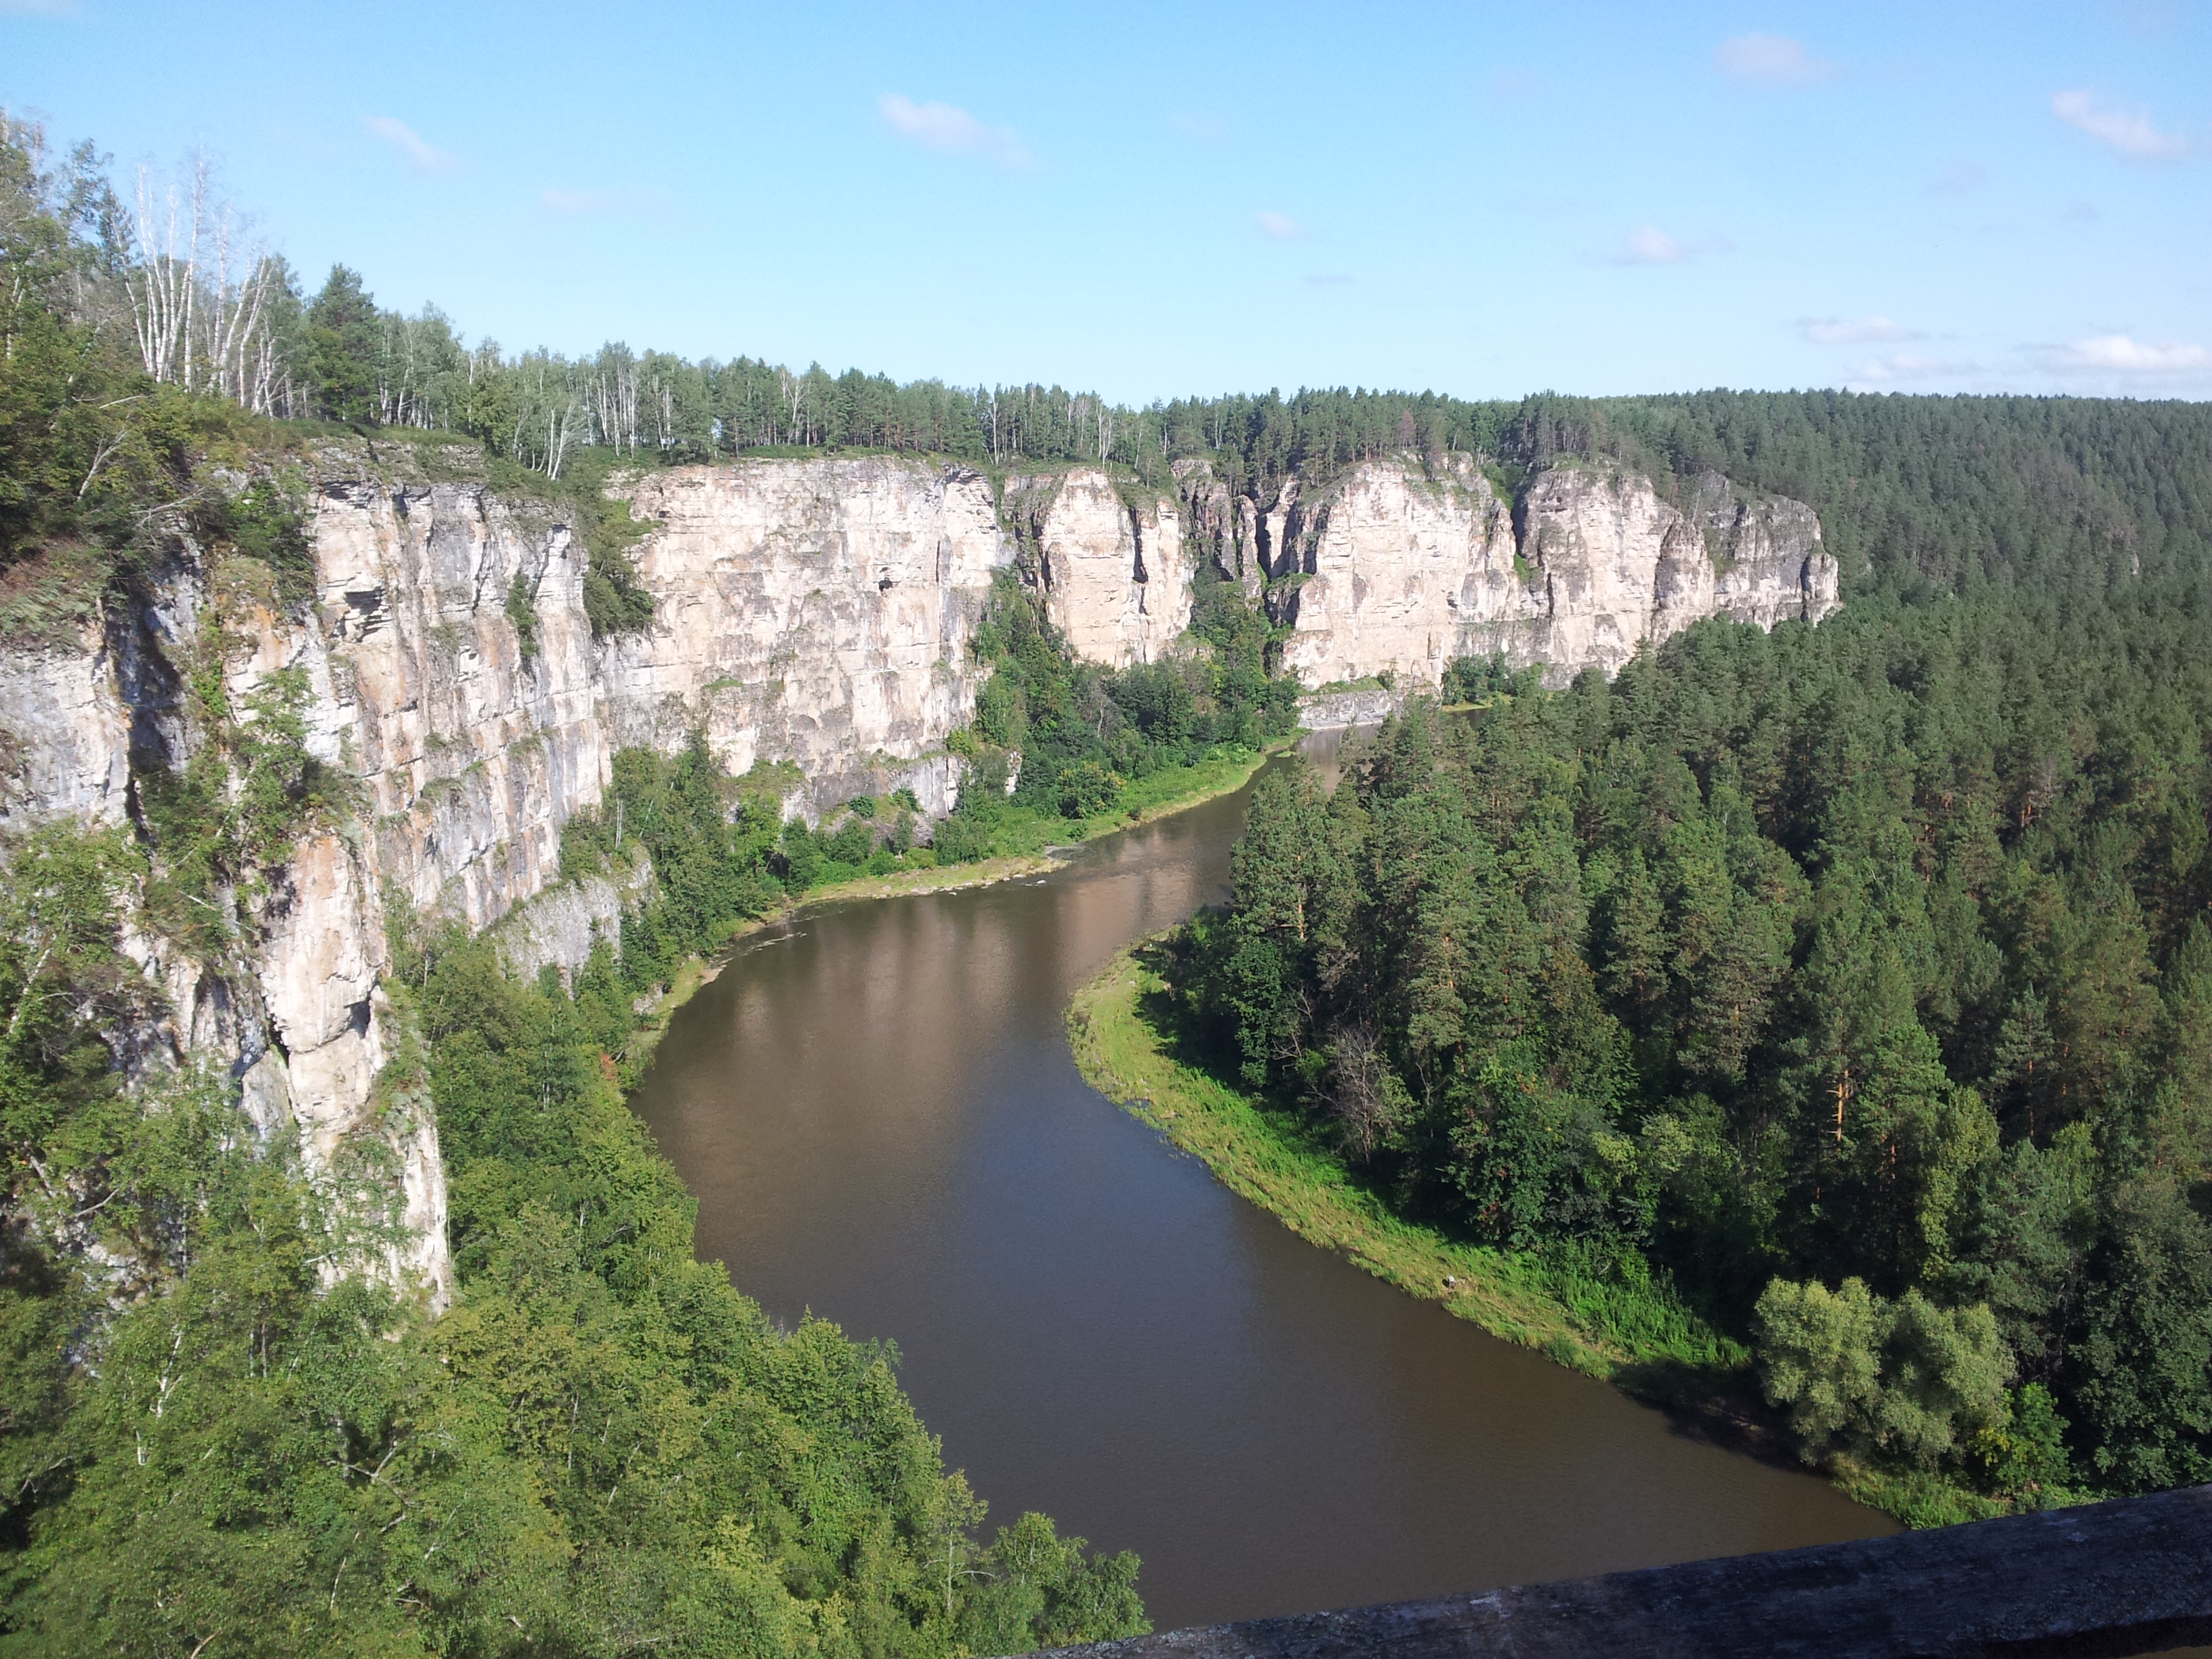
(1065, 940, 1730, 1377)
(623, 743, 1286, 1061)
(1066, 939, 2007, 1529)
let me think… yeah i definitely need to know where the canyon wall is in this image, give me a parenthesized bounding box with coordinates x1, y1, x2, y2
(0, 444, 1834, 1307)
(1002, 468, 1191, 668)
(0, 451, 1027, 1306)
(1231, 456, 1838, 689)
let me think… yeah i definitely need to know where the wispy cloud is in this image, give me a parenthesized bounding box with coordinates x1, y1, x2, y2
(1846, 352, 1980, 384)
(878, 94, 1034, 169)
(2034, 333, 2211, 377)
(1801, 316, 1923, 346)
(541, 188, 657, 215)
(1257, 211, 1303, 241)
(365, 116, 455, 174)
(1715, 33, 1838, 85)
(1167, 110, 1229, 143)
(1605, 226, 1727, 266)
(2051, 90, 2190, 161)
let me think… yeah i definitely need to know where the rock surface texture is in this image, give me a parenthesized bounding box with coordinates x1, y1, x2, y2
(0, 446, 1834, 1308)
(1003, 468, 1190, 668)
(1208, 456, 1838, 689)
(0, 453, 1023, 1305)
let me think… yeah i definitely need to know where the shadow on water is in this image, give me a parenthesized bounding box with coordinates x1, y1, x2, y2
(630, 741, 1895, 1632)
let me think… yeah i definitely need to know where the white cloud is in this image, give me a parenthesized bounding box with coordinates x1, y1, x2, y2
(1801, 316, 1923, 345)
(541, 188, 653, 214)
(1715, 33, 1837, 85)
(878, 94, 1033, 169)
(2035, 333, 2211, 375)
(1845, 352, 1980, 384)
(1608, 225, 1727, 265)
(365, 116, 454, 174)
(1256, 210, 1303, 241)
(2050, 90, 2190, 161)
(1168, 110, 1229, 143)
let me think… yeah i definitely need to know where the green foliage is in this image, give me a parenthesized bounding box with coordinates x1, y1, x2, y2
(1, 783, 1147, 1655)
(920, 575, 1293, 868)
(1756, 1278, 2011, 1467)
(505, 569, 538, 661)
(305, 265, 382, 424)
(1443, 654, 1543, 705)
(190, 475, 316, 606)
(136, 661, 356, 957)
(1969, 1384, 2076, 1509)
(1171, 579, 2212, 1509)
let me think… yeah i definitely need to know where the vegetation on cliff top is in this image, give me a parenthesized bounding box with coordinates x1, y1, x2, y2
(19, 108, 2212, 652)
(9, 94, 2212, 1639)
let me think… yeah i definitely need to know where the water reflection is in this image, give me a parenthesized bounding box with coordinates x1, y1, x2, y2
(632, 751, 1892, 1631)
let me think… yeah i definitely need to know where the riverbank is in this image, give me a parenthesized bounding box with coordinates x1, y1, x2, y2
(622, 742, 1288, 1069)
(1066, 938, 2006, 1531)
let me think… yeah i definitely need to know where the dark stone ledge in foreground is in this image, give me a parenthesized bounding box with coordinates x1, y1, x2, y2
(1050, 1485, 2212, 1659)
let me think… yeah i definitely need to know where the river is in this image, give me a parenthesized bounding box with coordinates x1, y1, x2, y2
(630, 741, 1893, 1632)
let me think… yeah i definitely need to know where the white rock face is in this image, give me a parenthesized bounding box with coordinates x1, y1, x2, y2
(491, 856, 651, 989)
(1007, 468, 1190, 668)
(600, 458, 1012, 779)
(0, 455, 1029, 1306)
(0, 616, 133, 827)
(0, 445, 1834, 1311)
(1253, 456, 1838, 688)
(1267, 458, 1513, 688)
(312, 479, 609, 936)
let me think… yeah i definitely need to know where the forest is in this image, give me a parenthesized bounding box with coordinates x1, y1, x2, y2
(0, 118, 1177, 1656)
(1172, 577, 2212, 1514)
(7, 94, 2212, 1650)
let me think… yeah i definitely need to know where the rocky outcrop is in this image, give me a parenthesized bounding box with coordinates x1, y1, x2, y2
(1261, 459, 1512, 689)
(1233, 455, 1837, 689)
(0, 615, 133, 827)
(1004, 468, 1190, 667)
(0, 453, 1026, 1307)
(0, 443, 1838, 1311)
(1297, 686, 1405, 731)
(491, 853, 653, 989)
(600, 457, 1012, 773)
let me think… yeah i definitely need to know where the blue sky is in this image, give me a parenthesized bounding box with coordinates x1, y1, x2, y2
(5, 1, 2208, 403)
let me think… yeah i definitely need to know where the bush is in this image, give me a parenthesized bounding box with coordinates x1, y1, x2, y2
(1756, 1277, 2013, 1468)
(1057, 759, 1123, 819)
(825, 817, 874, 864)
(931, 815, 991, 865)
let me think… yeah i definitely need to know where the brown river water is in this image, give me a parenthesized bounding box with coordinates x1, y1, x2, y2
(631, 739, 1894, 1632)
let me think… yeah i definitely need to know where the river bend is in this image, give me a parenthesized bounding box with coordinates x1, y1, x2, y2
(632, 747, 1891, 1631)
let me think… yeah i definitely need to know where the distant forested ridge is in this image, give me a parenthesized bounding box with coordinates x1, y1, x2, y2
(13, 119, 2205, 622)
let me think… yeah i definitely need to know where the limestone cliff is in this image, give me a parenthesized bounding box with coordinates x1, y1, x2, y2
(0, 451, 1023, 1307)
(1217, 455, 1837, 689)
(599, 458, 1014, 810)
(1001, 467, 1191, 668)
(0, 442, 1837, 1310)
